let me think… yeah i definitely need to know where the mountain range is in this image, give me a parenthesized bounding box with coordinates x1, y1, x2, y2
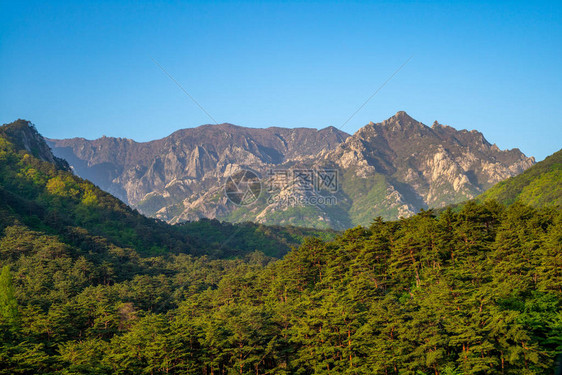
(0, 118, 560, 374)
(47, 111, 535, 229)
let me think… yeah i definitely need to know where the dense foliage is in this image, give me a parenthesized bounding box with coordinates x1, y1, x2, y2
(1, 198, 561, 374)
(178, 219, 336, 258)
(1, 121, 561, 374)
(478, 149, 562, 208)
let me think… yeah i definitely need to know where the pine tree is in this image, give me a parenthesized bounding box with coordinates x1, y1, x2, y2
(0, 265, 20, 331)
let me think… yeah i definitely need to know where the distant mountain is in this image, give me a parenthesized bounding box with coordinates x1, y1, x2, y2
(317, 111, 535, 224)
(478, 148, 562, 208)
(47, 124, 349, 206)
(47, 112, 535, 229)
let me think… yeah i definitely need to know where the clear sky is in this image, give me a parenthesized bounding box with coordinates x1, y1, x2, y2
(1, 1, 560, 160)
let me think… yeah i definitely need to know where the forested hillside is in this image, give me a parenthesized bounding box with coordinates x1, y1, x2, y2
(0, 120, 561, 374)
(1, 199, 561, 373)
(0, 120, 333, 259)
(478, 149, 562, 208)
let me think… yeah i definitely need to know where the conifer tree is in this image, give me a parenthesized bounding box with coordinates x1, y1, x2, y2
(0, 265, 19, 331)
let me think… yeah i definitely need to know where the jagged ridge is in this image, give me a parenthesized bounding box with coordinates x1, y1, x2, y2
(47, 112, 535, 228)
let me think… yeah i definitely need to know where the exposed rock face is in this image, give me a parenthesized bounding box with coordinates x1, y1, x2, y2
(323, 112, 534, 221)
(0, 119, 69, 171)
(47, 123, 349, 207)
(47, 113, 535, 229)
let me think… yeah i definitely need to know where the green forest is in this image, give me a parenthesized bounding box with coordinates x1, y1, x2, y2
(0, 121, 561, 374)
(478, 149, 562, 208)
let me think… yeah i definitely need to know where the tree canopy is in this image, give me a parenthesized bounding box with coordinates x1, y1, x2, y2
(0, 121, 561, 374)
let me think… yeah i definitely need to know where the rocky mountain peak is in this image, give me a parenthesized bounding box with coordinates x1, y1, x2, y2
(377, 111, 428, 134)
(0, 119, 70, 171)
(392, 110, 414, 121)
(324, 113, 535, 218)
(431, 120, 450, 130)
(46, 113, 535, 228)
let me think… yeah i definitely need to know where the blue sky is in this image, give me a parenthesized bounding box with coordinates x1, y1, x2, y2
(1, 1, 560, 160)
